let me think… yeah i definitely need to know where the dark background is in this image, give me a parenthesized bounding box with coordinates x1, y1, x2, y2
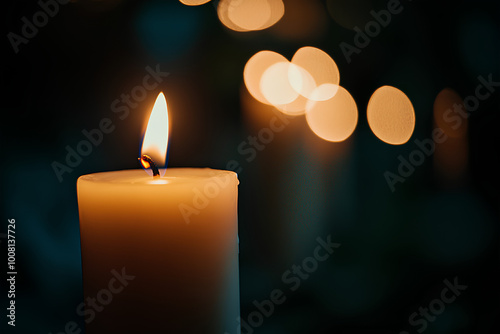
(1, 0, 499, 333)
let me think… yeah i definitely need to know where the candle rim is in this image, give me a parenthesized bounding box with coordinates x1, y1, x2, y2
(77, 168, 239, 186)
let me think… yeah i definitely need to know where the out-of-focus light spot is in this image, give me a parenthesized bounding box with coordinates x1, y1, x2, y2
(305, 86, 358, 142)
(259, 0, 285, 30)
(217, 0, 284, 32)
(244, 50, 288, 104)
(433, 88, 467, 138)
(244, 47, 341, 117)
(269, 0, 327, 40)
(433, 88, 468, 186)
(288, 63, 317, 99)
(326, 0, 374, 31)
(310, 83, 340, 101)
(228, 0, 271, 30)
(179, 0, 211, 5)
(260, 62, 300, 106)
(217, 0, 248, 32)
(291, 47, 340, 101)
(367, 86, 415, 145)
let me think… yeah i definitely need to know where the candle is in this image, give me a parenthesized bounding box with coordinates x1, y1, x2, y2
(77, 93, 240, 333)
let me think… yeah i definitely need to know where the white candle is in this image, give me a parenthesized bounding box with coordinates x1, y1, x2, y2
(77, 93, 240, 333)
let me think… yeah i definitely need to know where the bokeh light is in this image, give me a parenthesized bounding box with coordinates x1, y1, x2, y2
(244, 50, 288, 105)
(291, 46, 340, 100)
(309, 83, 340, 101)
(260, 62, 300, 105)
(228, 0, 271, 31)
(217, 0, 284, 32)
(305, 86, 358, 142)
(288, 63, 317, 100)
(433, 88, 468, 184)
(243, 47, 342, 118)
(367, 86, 415, 145)
(179, 0, 211, 6)
(433, 88, 467, 138)
(259, 0, 286, 30)
(217, 0, 248, 32)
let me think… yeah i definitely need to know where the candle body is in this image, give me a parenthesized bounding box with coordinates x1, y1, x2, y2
(77, 168, 239, 334)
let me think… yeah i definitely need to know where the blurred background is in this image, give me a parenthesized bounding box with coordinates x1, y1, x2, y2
(1, 0, 499, 333)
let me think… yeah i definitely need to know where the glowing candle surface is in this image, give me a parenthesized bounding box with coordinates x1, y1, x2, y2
(77, 93, 239, 333)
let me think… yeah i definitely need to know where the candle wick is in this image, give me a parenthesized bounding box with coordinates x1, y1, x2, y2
(139, 155, 160, 178)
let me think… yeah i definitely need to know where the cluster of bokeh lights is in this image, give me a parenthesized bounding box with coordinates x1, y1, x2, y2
(179, 0, 416, 145)
(181, 0, 285, 32)
(244, 47, 415, 144)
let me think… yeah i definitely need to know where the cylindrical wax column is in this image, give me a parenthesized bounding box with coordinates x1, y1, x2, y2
(77, 168, 239, 334)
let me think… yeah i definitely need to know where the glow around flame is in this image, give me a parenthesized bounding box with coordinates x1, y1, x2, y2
(141, 92, 169, 171)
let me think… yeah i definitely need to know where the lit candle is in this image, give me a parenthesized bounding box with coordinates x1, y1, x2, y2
(77, 93, 239, 333)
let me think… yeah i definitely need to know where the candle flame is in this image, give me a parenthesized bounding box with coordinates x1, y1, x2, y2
(141, 92, 169, 172)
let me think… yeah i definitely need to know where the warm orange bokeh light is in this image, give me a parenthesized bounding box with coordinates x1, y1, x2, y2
(179, 0, 211, 6)
(288, 62, 317, 99)
(433, 87, 468, 185)
(433, 88, 467, 138)
(217, 0, 248, 32)
(218, 0, 284, 32)
(291, 46, 340, 101)
(305, 86, 358, 142)
(260, 62, 300, 106)
(259, 0, 285, 30)
(141, 92, 169, 169)
(244, 50, 288, 105)
(309, 83, 340, 102)
(228, 0, 270, 30)
(367, 86, 415, 145)
(243, 47, 343, 118)
(276, 66, 331, 116)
